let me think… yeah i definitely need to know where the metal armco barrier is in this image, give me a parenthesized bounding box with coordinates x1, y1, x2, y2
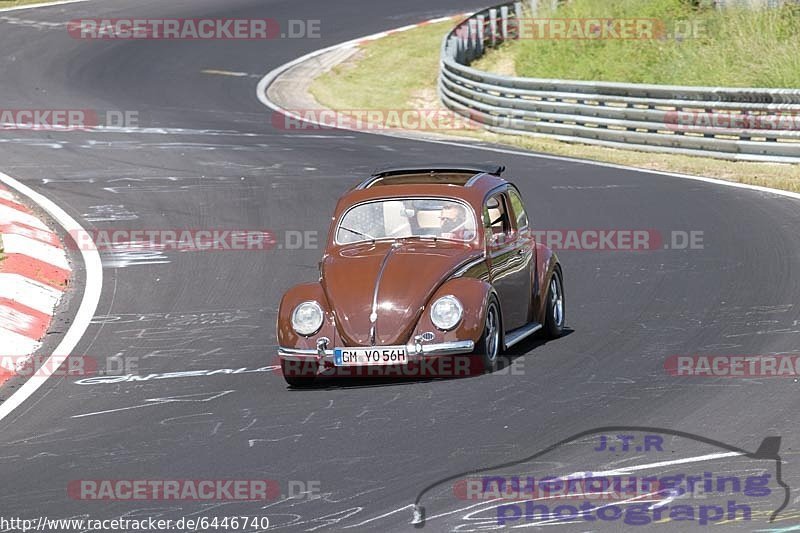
(439, 2, 800, 162)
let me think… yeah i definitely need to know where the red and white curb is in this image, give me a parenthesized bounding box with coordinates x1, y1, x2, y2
(0, 172, 100, 422)
(351, 14, 471, 47)
(0, 185, 71, 384)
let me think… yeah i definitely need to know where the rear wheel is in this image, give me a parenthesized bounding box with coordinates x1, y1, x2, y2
(473, 296, 501, 373)
(281, 359, 318, 388)
(543, 268, 565, 338)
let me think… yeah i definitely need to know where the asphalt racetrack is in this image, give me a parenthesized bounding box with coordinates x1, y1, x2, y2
(0, 0, 799, 531)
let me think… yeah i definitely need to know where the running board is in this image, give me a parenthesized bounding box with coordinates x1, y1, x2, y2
(504, 322, 542, 349)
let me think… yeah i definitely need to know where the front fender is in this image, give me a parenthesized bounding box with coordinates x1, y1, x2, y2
(411, 277, 494, 346)
(277, 283, 338, 350)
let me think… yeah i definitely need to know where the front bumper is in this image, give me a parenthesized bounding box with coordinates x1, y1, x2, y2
(278, 340, 474, 363)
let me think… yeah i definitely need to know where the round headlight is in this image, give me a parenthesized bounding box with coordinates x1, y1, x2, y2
(430, 295, 463, 331)
(291, 301, 324, 336)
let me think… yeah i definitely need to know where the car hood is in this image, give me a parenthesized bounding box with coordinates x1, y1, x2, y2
(322, 241, 480, 346)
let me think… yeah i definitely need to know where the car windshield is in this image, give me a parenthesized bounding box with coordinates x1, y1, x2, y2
(336, 198, 477, 244)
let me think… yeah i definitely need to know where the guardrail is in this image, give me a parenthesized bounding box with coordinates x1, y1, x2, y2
(439, 2, 800, 162)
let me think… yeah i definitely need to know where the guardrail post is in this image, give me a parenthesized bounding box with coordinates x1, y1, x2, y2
(445, 36, 456, 60)
(476, 14, 485, 57)
(467, 18, 478, 63)
(489, 8, 498, 46)
(458, 32, 466, 64)
(501, 6, 510, 41)
(529, 0, 538, 16)
(512, 2, 523, 39)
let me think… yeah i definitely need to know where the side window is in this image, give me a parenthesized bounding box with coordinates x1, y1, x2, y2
(483, 193, 512, 246)
(508, 189, 529, 232)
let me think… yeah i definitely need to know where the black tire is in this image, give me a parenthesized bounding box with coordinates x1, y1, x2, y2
(543, 268, 565, 339)
(281, 359, 318, 388)
(472, 296, 502, 373)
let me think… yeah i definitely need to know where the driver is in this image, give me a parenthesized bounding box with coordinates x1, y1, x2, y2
(439, 204, 469, 239)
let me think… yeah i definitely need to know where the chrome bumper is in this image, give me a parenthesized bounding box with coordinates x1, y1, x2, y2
(278, 340, 474, 362)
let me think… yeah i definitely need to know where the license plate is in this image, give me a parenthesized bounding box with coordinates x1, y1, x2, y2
(334, 346, 408, 366)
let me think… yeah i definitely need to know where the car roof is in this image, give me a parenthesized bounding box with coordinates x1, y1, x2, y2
(357, 164, 505, 188)
(337, 165, 510, 211)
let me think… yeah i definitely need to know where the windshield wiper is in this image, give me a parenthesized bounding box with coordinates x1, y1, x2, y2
(339, 226, 375, 240)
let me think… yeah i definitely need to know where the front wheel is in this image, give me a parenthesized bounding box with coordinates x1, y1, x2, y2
(472, 296, 501, 373)
(543, 268, 565, 338)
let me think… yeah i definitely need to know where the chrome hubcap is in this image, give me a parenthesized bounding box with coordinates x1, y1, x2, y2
(550, 275, 563, 327)
(486, 304, 499, 361)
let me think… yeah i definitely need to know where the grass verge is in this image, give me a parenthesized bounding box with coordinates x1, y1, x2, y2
(0, 0, 62, 7)
(473, 0, 800, 88)
(309, 20, 800, 193)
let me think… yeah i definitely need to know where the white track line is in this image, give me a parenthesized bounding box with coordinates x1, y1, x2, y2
(0, 171, 102, 423)
(256, 22, 800, 204)
(569, 450, 742, 476)
(0, 0, 88, 13)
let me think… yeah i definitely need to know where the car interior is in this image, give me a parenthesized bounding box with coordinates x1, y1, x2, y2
(485, 194, 511, 245)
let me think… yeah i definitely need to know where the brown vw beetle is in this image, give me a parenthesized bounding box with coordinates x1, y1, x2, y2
(277, 164, 564, 386)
